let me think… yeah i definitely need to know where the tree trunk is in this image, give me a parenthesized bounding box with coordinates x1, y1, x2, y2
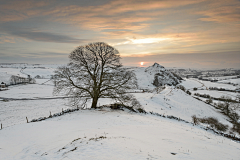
(91, 97, 98, 108)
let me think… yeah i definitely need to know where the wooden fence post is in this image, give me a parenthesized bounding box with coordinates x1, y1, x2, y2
(1, 123, 2, 129)
(26, 117, 28, 123)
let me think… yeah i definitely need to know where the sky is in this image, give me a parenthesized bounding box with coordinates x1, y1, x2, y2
(0, 0, 240, 69)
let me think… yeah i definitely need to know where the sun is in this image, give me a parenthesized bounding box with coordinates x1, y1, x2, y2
(140, 62, 144, 66)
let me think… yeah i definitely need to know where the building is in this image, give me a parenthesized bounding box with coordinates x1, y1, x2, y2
(0, 82, 8, 91)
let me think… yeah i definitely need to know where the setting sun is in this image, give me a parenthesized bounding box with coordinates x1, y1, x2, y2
(140, 62, 144, 66)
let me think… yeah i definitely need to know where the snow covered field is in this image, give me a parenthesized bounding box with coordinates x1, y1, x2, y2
(1, 109, 239, 160)
(180, 79, 203, 90)
(179, 78, 239, 91)
(0, 64, 239, 159)
(219, 78, 240, 85)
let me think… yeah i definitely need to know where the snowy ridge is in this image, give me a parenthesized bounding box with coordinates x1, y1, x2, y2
(133, 63, 181, 89)
(145, 62, 166, 72)
(0, 109, 239, 160)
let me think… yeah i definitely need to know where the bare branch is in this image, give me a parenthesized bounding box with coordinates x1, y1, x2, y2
(53, 42, 137, 108)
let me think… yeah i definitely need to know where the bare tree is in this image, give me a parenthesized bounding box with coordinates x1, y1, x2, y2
(53, 42, 138, 108)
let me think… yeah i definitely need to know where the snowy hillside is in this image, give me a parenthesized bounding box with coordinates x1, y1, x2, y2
(133, 63, 182, 89)
(1, 109, 239, 160)
(0, 64, 59, 85)
(133, 86, 231, 126)
(0, 64, 240, 159)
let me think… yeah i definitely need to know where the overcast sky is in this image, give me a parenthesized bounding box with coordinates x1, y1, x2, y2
(0, 0, 240, 69)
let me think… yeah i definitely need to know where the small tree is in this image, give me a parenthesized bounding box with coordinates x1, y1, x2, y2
(186, 90, 191, 95)
(176, 85, 186, 92)
(220, 96, 232, 116)
(153, 73, 161, 87)
(206, 98, 213, 104)
(53, 42, 138, 108)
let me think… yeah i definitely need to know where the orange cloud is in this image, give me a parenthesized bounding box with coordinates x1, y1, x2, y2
(0, 0, 49, 22)
(1, 0, 240, 56)
(44, 0, 206, 31)
(195, 0, 240, 22)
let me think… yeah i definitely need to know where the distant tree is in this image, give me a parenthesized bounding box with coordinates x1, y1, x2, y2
(221, 96, 232, 115)
(176, 85, 186, 92)
(53, 42, 138, 108)
(186, 90, 191, 95)
(206, 98, 213, 104)
(35, 75, 41, 79)
(153, 74, 161, 87)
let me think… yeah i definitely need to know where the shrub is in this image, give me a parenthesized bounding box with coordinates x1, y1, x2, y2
(176, 85, 186, 92)
(191, 115, 199, 125)
(194, 93, 200, 96)
(206, 98, 213, 104)
(229, 112, 240, 123)
(202, 117, 229, 132)
(193, 87, 198, 91)
(192, 115, 229, 132)
(231, 123, 240, 135)
(186, 90, 191, 95)
(137, 108, 147, 114)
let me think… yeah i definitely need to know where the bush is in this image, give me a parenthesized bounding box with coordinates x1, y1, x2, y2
(201, 117, 228, 132)
(137, 108, 147, 114)
(229, 112, 240, 122)
(176, 85, 186, 92)
(231, 123, 240, 135)
(192, 115, 229, 132)
(193, 87, 198, 91)
(194, 93, 200, 96)
(191, 115, 199, 125)
(186, 90, 191, 95)
(206, 98, 213, 104)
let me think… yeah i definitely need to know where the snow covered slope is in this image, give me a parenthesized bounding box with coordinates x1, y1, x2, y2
(133, 86, 231, 126)
(133, 63, 182, 89)
(0, 109, 239, 160)
(1, 64, 240, 160)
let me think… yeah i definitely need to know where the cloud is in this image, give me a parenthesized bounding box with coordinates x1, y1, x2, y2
(45, 0, 205, 31)
(10, 30, 85, 43)
(0, 0, 240, 67)
(195, 0, 240, 23)
(0, 25, 86, 44)
(0, 0, 49, 22)
(0, 35, 16, 43)
(121, 51, 240, 69)
(0, 52, 68, 64)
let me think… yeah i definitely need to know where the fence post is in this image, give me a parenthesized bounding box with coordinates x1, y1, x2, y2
(1, 123, 2, 129)
(26, 117, 28, 123)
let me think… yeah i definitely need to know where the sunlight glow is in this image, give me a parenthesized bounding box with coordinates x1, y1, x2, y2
(113, 37, 170, 46)
(140, 62, 144, 65)
(130, 38, 169, 44)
